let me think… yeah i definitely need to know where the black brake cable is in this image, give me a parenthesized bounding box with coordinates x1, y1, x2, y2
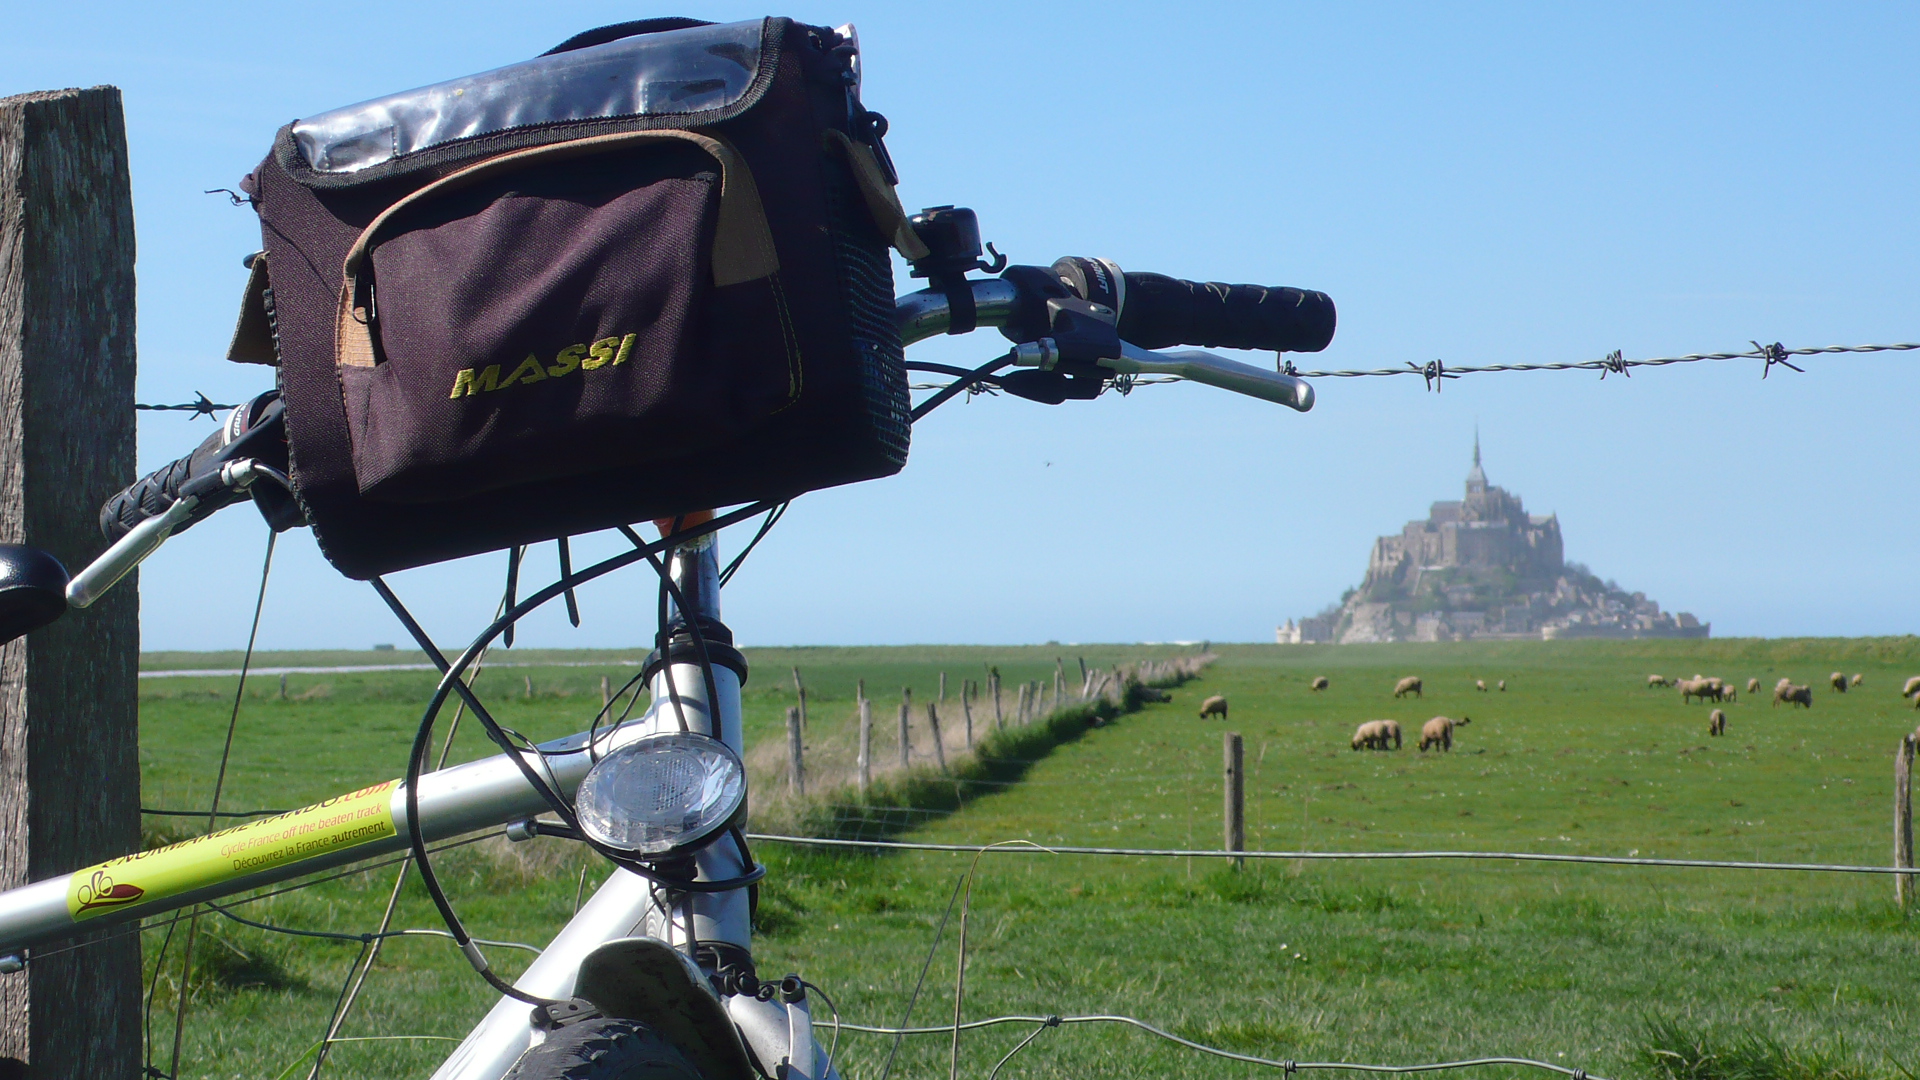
(718, 501, 788, 587)
(909, 352, 1018, 421)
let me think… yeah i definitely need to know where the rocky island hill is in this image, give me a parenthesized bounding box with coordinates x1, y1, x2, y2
(1279, 438, 1707, 644)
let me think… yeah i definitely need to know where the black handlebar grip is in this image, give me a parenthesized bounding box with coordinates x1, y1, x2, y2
(1117, 273, 1336, 353)
(99, 425, 240, 543)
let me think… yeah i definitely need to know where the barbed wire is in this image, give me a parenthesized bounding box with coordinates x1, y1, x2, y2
(1281, 340, 1920, 389)
(135, 393, 232, 418)
(830, 1013, 1609, 1080)
(748, 833, 1919, 876)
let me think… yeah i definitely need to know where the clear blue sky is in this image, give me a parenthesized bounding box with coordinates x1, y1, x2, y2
(5, 2, 1916, 651)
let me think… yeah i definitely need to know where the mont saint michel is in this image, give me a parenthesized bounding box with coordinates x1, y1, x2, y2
(1279, 439, 1708, 644)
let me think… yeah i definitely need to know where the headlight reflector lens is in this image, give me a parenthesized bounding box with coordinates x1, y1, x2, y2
(575, 733, 746, 856)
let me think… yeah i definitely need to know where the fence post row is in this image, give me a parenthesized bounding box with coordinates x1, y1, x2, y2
(1224, 732, 1245, 869)
(786, 707, 805, 796)
(0, 85, 142, 1076)
(857, 681, 871, 795)
(1897, 733, 1915, 910)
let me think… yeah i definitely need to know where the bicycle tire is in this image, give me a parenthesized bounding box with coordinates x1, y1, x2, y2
(506, 1018, 708, 1080)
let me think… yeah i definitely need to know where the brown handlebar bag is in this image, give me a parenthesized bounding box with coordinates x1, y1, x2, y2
(234, 17, 925, 578)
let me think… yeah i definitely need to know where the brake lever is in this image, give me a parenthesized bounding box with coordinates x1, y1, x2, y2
(66, 459, 268, 608)
(1102, 342, 1315, 412)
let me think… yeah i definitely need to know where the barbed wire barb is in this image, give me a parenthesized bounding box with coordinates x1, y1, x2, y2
(136, 392, 231, 418)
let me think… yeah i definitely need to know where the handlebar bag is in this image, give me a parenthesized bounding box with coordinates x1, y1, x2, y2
(235, 17, 927, 578)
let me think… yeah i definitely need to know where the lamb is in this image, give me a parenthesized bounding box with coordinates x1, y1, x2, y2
(1198, 695, 1228, 719)
(1419, 715, 1470, 752)
(1498, 680, 1507, 691)
(1851, 673, 1864, 687)
(1648, 675, 1672, 689)
(1747, 678, 1761, 694)
(1900, 675, 1920, 699)
(1475, 679, 1487, 692)
(1351, 720, 1391, 751)
(1393, 676, 1423, 698)
(1722, 686, 1737, 703)
(1708, 709, 1727, 736)
(1310, 676, 1330, 691)
(1829, 672, 1848, 693)
(1773, 683, 1813, 708)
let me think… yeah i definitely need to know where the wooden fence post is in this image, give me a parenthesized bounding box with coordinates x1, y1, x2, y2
(938, 671, 947, 704)
(791, 666, 806, 732)
(961, 681, 974, 748)
(0, 85, 142, 1077)
(785, 707, 805, 796)
(600, 675, 611, 710)
(1054, 659, 1065, 709)
(1224, 732, 1245, 868)
(926, 703, 947, 773)
(898, 688, 912, 768)
(991, 670, 1003, 729)
(1897, 733, 1915, 910)
(856, 681, 871, 795)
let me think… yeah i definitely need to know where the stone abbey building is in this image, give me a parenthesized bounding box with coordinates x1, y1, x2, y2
(1279, 438, 1707, 644)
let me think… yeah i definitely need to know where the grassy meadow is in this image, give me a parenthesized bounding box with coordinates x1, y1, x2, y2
(127, 639, 1920, 1080)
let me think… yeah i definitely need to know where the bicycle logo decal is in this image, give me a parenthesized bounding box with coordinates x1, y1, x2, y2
(73, 869, 145, 913)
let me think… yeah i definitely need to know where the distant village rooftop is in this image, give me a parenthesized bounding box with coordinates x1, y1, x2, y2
(1279, 436, 1707, 644)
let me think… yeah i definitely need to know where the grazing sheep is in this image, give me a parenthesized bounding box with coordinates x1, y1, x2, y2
(1829, 672, 1848, 693)
(1747, 678, 1761, 694)
(1419, 715, 1471, 752)
(1497, 680, 1507, 691)
(1648, 675, 1672, 689)
(1708, 709, 1727, 736)
(1773, 683, 1813, 708)
(1380, 719, 1403, 749)
(1351, 720, 1390, 751)
(1393, 676, 1423, 699)
(1722, 686, 1737, 703)
(1475, 679, 1487, 692)
(1198, 695, 1228, 719)
(1903, 675, 1920, 698)
(1310, 676, 1330, 691)
(1677, 678, 1723, 705)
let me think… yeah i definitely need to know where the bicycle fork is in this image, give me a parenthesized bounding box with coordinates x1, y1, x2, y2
(432, 535, 833, 1080)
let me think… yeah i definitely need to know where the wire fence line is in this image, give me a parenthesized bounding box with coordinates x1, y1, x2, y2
(828, 1013, 1610, 1080)
(1285, 340, 1920, 387)
(748, 833, 1920, 876)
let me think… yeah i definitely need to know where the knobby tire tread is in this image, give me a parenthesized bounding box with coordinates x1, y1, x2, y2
(506, 1018, 707, 1080)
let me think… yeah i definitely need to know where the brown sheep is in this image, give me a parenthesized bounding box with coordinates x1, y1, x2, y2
(1497, 680, 1507, 691)
(1419, 715, 1471, 752)
(1708, 709, 1727, 736)
(1850, 673, 1863, 688)
(1648, 675, 1672, 689)
(1773, 683, 1813, 708)
(1198, 695, 1228, 719)
(1351, 720, 1391, 751)
(1393, 676, 1423, 698)
(1903, 675, 1920, 699)
(1310, 676, 1330, 691)
(1747, 678, 1761, 694)
(1475, 679, 1487, 692)
(1829, 672, 1848, 693)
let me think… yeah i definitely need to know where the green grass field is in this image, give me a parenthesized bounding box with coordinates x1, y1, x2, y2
(127, 639, 1920, 1080)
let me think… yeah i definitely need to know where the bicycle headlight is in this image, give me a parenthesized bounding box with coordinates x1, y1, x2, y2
(574, 732, 747, 857)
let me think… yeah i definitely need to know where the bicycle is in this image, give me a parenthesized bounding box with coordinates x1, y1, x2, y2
(0, 201, 1332, 1078)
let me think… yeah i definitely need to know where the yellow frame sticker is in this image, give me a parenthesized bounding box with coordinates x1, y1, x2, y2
(68, 780, 398, 921)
